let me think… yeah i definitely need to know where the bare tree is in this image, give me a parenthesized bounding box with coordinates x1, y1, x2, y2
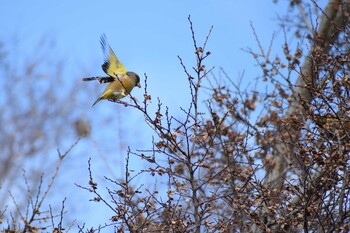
(2, 1, 350, 232)
(78, 1, 350, 232)
(0, 37, 89, 232)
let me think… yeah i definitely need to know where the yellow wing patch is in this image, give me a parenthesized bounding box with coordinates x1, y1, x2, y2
(100, 34, 127, 78)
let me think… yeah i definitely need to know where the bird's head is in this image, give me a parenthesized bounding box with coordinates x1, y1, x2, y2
(127, 71, 141, 88)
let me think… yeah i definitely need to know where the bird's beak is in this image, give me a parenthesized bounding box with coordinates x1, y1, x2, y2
(137, 83, 141, 88)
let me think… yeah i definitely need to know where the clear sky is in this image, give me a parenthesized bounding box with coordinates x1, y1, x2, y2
(1, 0, 316, 230)
(1, 0, 288, 105)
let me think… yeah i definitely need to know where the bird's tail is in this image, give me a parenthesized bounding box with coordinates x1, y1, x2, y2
(82, 76, 114, 83)
(82, 77, 99, 81)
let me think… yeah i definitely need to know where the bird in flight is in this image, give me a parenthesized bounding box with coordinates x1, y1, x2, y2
(83, 34, 141, 106)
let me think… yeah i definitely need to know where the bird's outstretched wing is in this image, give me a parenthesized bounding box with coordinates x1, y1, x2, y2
(100, 34, 127, 78)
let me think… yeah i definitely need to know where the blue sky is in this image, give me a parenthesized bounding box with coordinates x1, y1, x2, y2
(1, 1, 286, 104)
(1, 0, 318, 230)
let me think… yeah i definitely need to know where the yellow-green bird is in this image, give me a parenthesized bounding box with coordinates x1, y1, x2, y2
(83, 34, 141, 106)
